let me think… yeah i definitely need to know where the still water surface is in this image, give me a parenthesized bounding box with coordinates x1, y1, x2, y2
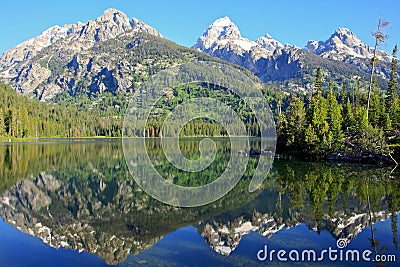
(0, 139, 398, 266)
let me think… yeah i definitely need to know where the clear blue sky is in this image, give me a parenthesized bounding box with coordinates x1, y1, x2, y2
(1, 0, 399, 55)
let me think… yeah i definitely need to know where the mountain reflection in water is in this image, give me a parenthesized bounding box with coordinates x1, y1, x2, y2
(0, 139, 398, 265)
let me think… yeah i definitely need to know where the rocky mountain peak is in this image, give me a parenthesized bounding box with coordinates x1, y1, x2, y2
(193, 16, 243, 51)
(75, 8, 161, 46)
(211, 16, 234, 27)
(305, 27, 374, 60)
(96, 8, 132, 29)
(331, 27, 364, 48)
(334, 27, 353, 36)
(0, 8, 161, 69)
(0, 23, 81, 69)
(208, 16, 240, 39)
(256, 34, 283, 54)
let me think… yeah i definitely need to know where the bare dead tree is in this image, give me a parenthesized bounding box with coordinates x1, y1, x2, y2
(366, 18, 389, 121)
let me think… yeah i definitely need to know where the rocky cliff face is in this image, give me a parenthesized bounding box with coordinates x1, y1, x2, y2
(305, 28, 376, 60)
(305, 27, 394, 79)
(193, 17, 283, 77)
(0, 8, 160, 69)
(0, 9, 163, 100)
(193, 17, 377, 91)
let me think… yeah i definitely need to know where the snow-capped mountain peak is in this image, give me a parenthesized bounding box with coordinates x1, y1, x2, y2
(335, 27, 353, 35)
(305, 27, 374, 60)
(207, 16, 240, 39)
(331, 27, 364, 47)
(256, 34, 283, 54)
(193, 16, 243, 51)
(194, 17, 284, 58)
(210, 16, 234, 28)
(193, 17, 297, 81)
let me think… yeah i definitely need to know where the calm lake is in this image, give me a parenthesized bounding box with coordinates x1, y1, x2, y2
(0, 139, 398, 266)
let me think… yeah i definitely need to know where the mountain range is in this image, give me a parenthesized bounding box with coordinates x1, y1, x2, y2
(0, 9, 160, 69)
(0, 8, 397, 103)
(193, 16, 395, 89)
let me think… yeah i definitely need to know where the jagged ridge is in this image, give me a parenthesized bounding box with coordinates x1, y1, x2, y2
(193, 17, 392, 91)
(0, 8, 161, 69)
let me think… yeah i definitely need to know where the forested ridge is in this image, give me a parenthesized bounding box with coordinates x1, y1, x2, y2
(1, 44, 399, 160)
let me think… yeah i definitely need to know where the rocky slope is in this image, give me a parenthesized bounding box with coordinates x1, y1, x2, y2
(0, 9, 171, 101)
(0, 8, 160, 69)
(305, 27, 393, 79)
(194, 17, 396, 92)
(193, 16, 282, 76)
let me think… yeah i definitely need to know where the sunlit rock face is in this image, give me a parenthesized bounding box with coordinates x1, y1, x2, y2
(194, 18, 396, 91)
(0, 9, 161, 100)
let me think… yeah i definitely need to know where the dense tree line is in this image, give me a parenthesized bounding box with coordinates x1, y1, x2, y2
(0, 82, 122, 139)
(277, 46, 399, 158)
(134, 82, 262, 138)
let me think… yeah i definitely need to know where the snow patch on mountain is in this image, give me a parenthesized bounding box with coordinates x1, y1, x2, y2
(256, 34, 283, 54)
(193, 16, 282, 57)
(305, 27, 380, 60)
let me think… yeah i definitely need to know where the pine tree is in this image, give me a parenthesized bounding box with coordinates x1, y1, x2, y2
(391, 98, 400, 129)
(327, 82, 343, 150)
(340, 84, 347, 104)
(314, 67, 323, 96)
(368, 79, 381, 127)
(285, 95, 306, 150)
(0, 108, 4, 136)
(20, 107, 29, 137)
(342, 98, 355, 131)
(386, 45, 399, 110)
(304, 124, 319, 154)
(276, 113, 288, 151)
(355, 107, 368, 130)
(4, 109, 12, 137)
(305, 69, 329, 155)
